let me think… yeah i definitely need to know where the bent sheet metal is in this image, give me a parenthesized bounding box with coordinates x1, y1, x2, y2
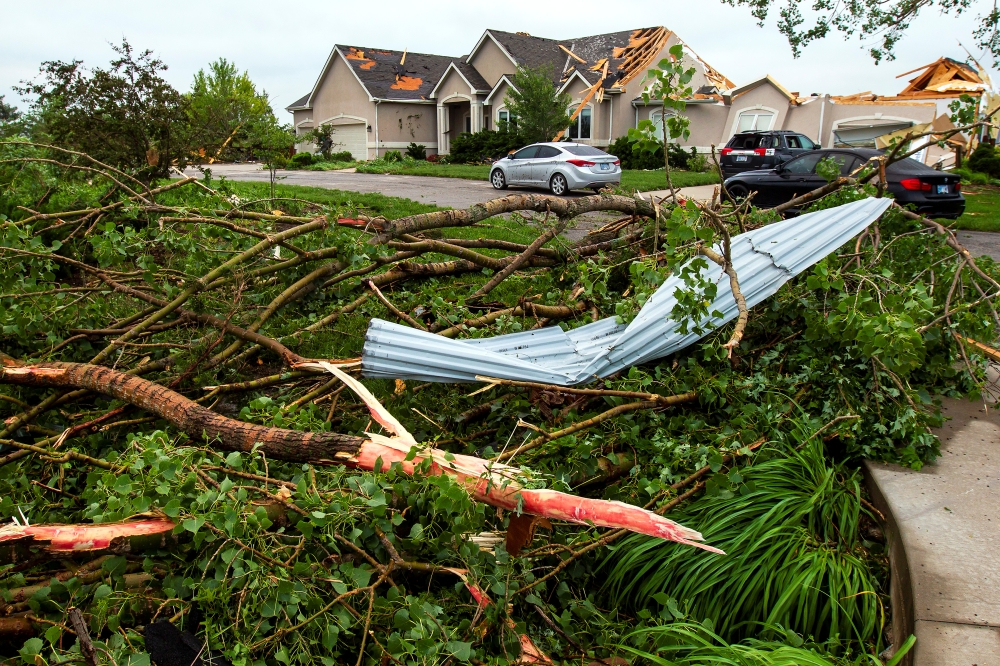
(361, 197, 893, 386)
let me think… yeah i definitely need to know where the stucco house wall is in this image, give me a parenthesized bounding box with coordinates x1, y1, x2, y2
(468, 37, 515, 88)
(374, 102, 437, 154)
(722, 85, 792, 144)
(310, 54, 374, 131)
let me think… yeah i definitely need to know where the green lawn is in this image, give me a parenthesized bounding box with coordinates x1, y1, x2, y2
(952, 184, 1000, 232)
(620, 169, 720, 192)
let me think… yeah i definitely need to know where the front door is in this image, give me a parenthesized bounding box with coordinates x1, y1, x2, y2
(508, 146, 539, 184)
(530, 146, 563, 185)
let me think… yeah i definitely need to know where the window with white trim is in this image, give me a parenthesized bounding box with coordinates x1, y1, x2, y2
(737, 110, 774, 133)
(568, 106, 592, 139)
(497, 109, 510, 124)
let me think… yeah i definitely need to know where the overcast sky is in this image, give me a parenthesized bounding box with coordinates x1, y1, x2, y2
(2, 0, 994, 116)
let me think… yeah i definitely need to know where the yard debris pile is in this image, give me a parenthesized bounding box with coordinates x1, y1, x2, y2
(0, 139, 998, 664)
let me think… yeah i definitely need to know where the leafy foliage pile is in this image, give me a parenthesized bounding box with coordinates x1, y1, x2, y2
(0, 138, 996, 665)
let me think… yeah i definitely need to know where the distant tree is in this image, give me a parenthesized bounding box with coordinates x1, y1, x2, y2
(504, 66, 572, 144)
(0, 96, 18, 123)
(0, 96, 24, 137)
(244, 118, 295, 198)
(187, 58, 274, 163)
(15, 39, 189, 181)
(722, 0, 999, 66)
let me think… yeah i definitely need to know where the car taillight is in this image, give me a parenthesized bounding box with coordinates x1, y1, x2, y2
(567, 159, 596, 167)
(955, 182, 962, 192)
(720, 148, 733, 156)
(753, 148, 766, 156)
(613, 159, 620, 166)
(900, 178, 932, 191)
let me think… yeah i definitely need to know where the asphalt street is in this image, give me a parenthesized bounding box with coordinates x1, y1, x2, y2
(183, 164, 1000, 261)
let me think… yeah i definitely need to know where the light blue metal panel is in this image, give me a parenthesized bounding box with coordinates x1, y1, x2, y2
(361, 197, 894, 385)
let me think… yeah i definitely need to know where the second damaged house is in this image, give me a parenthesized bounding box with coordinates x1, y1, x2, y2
(288, 28, 993, 167)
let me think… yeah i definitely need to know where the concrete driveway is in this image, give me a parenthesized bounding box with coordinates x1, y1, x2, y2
(182, 163, 719, 210)
(185, 163, 533, 210)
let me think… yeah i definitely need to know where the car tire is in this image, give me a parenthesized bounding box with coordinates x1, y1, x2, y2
(490, 169, 507, 190)
(549, 173, 569, 196)
(726, 183, 750, 202)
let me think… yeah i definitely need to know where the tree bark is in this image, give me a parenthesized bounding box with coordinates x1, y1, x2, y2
(0, 361, 364, 463)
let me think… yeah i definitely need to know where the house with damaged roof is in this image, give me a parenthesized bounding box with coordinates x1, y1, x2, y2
(288, 30, 992, 167)
(287, 27, 730, 159)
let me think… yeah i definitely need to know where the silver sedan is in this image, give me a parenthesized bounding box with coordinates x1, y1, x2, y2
(489, 142, 621, 195)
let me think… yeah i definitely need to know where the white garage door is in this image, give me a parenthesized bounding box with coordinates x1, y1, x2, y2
(330, 123, 368, 161)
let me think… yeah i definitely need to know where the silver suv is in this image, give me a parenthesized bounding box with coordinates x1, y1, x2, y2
(489, 143, 621, 195)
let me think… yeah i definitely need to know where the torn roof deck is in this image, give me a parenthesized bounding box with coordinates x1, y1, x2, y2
(337, 45, 455, 100)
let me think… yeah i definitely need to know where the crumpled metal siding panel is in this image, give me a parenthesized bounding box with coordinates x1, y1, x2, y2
(361, 197, 893, 385)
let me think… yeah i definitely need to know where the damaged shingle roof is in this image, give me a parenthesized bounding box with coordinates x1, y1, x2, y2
(337, 45, 455, 100)
(487, 31, 567, 82)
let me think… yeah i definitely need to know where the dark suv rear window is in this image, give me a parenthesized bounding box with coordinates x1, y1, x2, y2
(726, 134, 773, 149)
(564, 145, 609, 156)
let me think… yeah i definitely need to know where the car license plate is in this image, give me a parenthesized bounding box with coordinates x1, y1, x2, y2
(600, 163, 610, 171)
(735, 156, 748, 162)
(936, 184, 949, 194)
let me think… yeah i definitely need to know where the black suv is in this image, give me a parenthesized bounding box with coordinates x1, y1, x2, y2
(719, 130, 817, 179)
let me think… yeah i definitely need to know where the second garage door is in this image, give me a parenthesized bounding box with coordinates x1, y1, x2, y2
(329, 122, 368, 161)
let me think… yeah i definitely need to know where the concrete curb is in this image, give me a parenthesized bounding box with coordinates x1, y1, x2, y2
(864, 398, 1000, 665)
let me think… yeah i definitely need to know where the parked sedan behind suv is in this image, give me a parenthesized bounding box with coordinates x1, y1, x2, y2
(490, 143, 620, 195)
(719, 130, 817, 179)
(723, 148, 965, 218)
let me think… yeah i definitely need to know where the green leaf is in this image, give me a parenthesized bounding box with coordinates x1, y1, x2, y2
(446, 641, 472, 661)
(44, 624, 62, 645)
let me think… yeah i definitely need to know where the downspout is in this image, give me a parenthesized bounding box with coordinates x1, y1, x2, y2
(609, 97, 614, 144)
(817, 95, 826, 148)
(374, 100, 380, 159)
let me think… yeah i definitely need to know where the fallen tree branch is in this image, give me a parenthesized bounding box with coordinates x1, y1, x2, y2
(0, 358, 720, 550)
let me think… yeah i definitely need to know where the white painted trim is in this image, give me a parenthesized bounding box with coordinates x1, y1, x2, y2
(466, 30, 519, 68)
(484, 75, 518, 106)
(430, 62, 487, 99)
(440, 93, 474, 104)
(728, 105, 781, 139)
(367, 141, 439, 149)
(496, 106, 511, 123)
(372, 98, 437, 105)
(295, 119, 314, 129)
(567, 102, 595, 140)
(831, 114, 919, 129)
(316, 114, 368, 126)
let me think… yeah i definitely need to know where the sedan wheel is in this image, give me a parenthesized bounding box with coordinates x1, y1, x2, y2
(549, 173, 569, 196)
(726, 183, 750, 202)
(490, 169, 507, 190)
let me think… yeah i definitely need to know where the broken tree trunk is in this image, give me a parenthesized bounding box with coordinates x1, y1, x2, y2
(0, 359, 719, 551)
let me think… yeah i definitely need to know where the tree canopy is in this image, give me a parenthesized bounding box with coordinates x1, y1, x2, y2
(722, 0, 999, 65)
(14, 39, 189, 181)
(186, 58, 275, 163)
(504, 66, 572, 144)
